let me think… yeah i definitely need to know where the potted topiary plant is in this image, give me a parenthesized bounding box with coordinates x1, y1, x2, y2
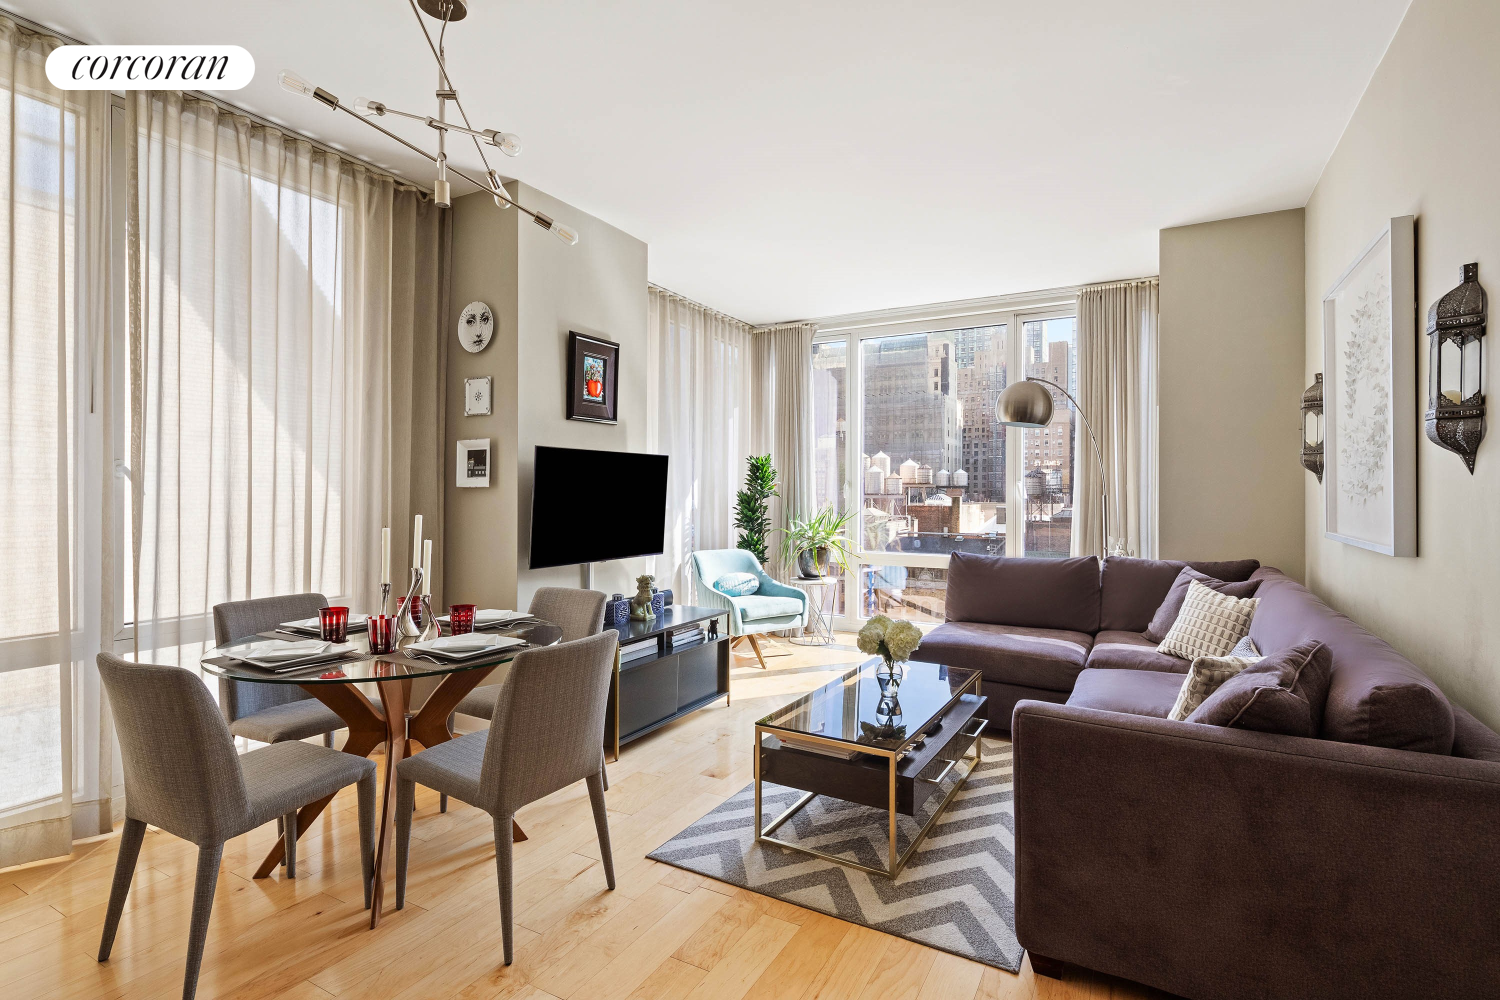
(734, 454, 777, 566)
(781, 504, 855, 579)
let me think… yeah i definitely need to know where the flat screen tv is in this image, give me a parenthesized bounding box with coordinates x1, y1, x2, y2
(528, 445, 669, 569)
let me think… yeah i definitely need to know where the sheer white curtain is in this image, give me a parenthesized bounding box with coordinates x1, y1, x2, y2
(1075, 277, 1158, 558)
(126, 92, 449, 651)
(649, 286, 755, 600)
(0, 17, 113, 868)
(752, 321, 818, 573)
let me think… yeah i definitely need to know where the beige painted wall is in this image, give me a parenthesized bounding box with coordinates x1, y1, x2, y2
(1304, 0, 1500, 726)
(1158, 209, 1306, 576)
(444, 186, 520, 608)
(512, 181, 651, 608)
(444, 181, 649, 613)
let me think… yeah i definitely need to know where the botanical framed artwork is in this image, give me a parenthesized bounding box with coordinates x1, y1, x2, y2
(1322, 215, 1416, 556)
(456, 438, 490, 488)
(464, 376, 492, 416)
(567, 331, 619, 423)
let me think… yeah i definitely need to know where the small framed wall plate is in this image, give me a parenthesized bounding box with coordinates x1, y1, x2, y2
(459, 301, 494, 353)
(567, 331, 619, 423)
(464, 375, 492, 416)
(457, 438, 491, 488)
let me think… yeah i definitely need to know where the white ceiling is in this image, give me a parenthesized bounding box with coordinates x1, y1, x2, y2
(30, 0, 1410, 324)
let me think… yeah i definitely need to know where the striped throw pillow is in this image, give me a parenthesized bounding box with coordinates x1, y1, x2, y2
(1156, 580, 1258, 662)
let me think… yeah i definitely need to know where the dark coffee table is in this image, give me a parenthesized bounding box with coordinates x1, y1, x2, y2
(754, 659, 986, 878)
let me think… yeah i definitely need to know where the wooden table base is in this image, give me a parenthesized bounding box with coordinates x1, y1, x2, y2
(251, 663, 526, 929)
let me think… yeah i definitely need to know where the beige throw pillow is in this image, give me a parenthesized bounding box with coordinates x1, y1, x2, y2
(1169, 653, 1261, 721)
(1156, 580, 1259, 662)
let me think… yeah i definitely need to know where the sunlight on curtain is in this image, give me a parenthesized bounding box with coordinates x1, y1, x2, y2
(125, 94, 447, 646)
(649, 287, 756, 601)
(0, 17, 111, 866)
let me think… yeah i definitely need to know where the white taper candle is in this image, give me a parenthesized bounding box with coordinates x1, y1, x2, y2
(412, 513, 424, 569)
(381, 527, 391, 585)
(421, 539, 433, 596)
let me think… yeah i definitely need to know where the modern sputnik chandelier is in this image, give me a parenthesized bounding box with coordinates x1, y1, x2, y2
(278, 0, 578, 245)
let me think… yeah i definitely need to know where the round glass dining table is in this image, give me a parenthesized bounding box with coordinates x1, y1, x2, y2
(200, 620, 562, 928)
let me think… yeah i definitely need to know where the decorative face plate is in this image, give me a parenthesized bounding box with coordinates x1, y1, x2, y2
(459, 301, 494, 353)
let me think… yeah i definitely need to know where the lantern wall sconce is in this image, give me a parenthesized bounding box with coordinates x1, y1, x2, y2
(1301, 373, 1324, 482)
(1425, 262, 1487, 473)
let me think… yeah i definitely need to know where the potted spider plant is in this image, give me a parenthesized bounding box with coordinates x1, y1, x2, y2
(781, 505, 855, 579)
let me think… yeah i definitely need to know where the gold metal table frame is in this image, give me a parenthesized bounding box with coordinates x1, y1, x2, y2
(753, 671, 986, 879)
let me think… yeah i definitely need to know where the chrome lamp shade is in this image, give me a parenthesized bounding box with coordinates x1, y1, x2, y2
(996, 379, 1056, 428)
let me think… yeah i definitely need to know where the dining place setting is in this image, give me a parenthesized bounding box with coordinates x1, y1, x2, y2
(185, 513, 568, 927)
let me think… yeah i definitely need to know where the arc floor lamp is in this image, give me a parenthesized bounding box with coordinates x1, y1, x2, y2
(995, 377, 1111, 557)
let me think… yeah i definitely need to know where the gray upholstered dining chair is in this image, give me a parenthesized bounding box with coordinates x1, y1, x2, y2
(454, 586, 608, 722)
(394, 630, 619, 965)
(213, 594, 345, 747)
(95, 653, 376, 1000)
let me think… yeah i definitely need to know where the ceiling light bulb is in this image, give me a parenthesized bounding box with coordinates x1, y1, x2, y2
(487, 170, 511, 210)
(486, 131, 522, 157)
(352, 97, 386, 116)
(550, 222, 579, 245)
(278, 70, 316, 99)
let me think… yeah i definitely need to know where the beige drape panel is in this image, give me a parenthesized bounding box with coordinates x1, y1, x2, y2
(648, 287, 756, 600)
(1075, 277, 1158, 559)
(127, 91, 450, 640)
(0, 18, 113, 868)
(752, 321, 818, 574)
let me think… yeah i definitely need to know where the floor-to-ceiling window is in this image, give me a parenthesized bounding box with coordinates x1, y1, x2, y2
(810, 294, 1078, 630)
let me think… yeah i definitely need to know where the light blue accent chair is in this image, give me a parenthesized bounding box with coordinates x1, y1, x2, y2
(690, 549, 808, 669)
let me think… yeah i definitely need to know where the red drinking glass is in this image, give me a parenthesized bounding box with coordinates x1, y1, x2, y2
(367, 615, 396, 654)
(397, 596, 424, 629)
(319, 606, 349, 643)
(449, 604, 477, 635)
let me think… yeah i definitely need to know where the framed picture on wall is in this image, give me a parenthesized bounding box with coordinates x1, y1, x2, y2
(457, 438, 491, 488)
(1322, 215, 1416, 556)
(567, 331, 619, 423)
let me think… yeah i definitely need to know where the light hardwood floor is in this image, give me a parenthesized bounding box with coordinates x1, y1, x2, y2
(0, 636, 1177, 1000)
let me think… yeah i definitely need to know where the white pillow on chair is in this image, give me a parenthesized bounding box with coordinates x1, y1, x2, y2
(714, 572, 760, 597)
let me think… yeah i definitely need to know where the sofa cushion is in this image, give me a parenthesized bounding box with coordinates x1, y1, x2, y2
(1066, 668, 1186, 719)
(1168, 653, 1259, 721)
(1156, 581, 1257, 661)
(1186, 640, 1332, 738)
(1143, 567, 1262, 643)
(1099, 556, 1261, 632)
(1248, 570, 1454, 754)
(945, 553, 1101, 633)
(1086, 630, 1190, 673)
(734, 594, 803, 621)
(921, 621, 1092, 692)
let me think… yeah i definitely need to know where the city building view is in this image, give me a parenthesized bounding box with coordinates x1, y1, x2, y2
(811, 319, 1078, 621)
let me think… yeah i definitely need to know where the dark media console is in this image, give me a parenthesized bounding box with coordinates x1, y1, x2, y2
(604, 605, 731, 758)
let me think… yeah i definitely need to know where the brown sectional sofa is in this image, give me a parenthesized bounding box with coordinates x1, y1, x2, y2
(921, 552, 1261, 733)
(921, 553, 1500, 999)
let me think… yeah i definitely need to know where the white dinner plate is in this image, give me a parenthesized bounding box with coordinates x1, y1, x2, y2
(231, 640, 357, 669)
(435, 609, 530, 626)
(406, 635, 525, 661)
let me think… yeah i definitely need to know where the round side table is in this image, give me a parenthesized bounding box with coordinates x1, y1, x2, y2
(783, 576, 836, 645)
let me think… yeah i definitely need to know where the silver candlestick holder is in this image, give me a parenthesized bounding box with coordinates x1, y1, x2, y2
(397, 568, 425, 637)
(380, 582, 391, 618)
(419, 595, 441, 642)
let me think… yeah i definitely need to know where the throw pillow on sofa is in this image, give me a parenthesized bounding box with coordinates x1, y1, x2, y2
(1143, 566, 1262, 643)
(1168, 652, 1260, 721)
(1186, 639, 1333, 737)
(713, 572, 760, 597)
(1157, 580, 1258, 661)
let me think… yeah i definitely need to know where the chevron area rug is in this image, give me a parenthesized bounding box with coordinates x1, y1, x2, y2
(647, 740, 1021, 972)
